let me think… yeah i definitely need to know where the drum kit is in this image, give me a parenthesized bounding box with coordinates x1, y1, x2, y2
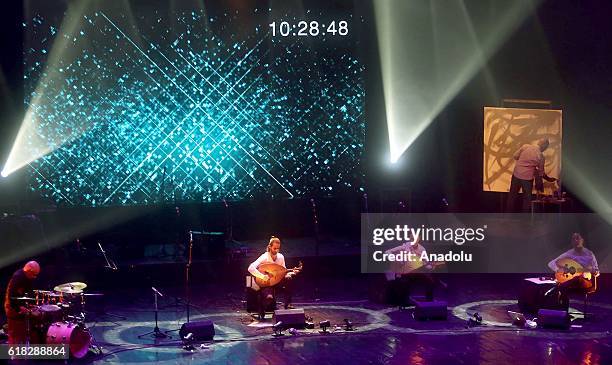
(12, 281, 102, 359)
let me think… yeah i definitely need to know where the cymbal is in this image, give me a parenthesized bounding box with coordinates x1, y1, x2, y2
(56, 282, 87, 290)
(83, 293, 104, 296)
(54, 287, 83, 294)
(12, 296, 35, 301)
(54, 282, 87, 293)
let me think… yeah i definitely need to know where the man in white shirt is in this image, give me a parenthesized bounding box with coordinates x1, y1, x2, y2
(384, 235, 437, 304)
(548, 233, 599, 281)
(546, 232, 599, 307)
(506, 138, 556, 212)
(248, 236, 295, 314)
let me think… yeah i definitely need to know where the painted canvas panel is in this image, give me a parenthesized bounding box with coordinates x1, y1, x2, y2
(483, 107, 562, 194)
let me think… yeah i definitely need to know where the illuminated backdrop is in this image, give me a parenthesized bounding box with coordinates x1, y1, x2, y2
(24, 3, 365, 206)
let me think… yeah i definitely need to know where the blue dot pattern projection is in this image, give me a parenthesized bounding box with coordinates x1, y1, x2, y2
(24, 8, 365, 206)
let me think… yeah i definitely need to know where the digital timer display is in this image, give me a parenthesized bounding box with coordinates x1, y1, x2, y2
(269, 20, 349, 37)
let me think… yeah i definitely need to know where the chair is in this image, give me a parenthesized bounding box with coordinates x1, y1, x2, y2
(245, 276, 277, 319)
(567, 275, 598, 319)
(580, 275, 598, 319)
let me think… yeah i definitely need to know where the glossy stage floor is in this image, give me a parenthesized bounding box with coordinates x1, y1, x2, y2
(8, 273, 611, 365)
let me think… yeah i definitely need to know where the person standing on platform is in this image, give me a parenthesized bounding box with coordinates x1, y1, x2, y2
(506, 138, 556, 212)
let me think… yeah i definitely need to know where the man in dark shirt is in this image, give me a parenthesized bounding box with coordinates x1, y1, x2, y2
(4, 261, 40, 344)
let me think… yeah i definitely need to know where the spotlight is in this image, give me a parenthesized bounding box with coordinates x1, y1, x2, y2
(0, 170, 7, 178)
(272, 321, 285, 337)
(344, 319, 354, 331)
(319, 320, 331, 333)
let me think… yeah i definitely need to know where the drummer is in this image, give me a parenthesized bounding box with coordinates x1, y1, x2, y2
(3, 260, 41, 344)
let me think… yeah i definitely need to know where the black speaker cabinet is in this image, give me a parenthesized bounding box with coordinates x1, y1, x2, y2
(273, 308, 306, 328)
(537, 309, 570, 330)
(179, 320, 215, 341)
(411, 296, 448, 320)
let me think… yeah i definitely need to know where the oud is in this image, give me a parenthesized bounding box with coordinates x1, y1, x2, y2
(254, 261, 303, 288)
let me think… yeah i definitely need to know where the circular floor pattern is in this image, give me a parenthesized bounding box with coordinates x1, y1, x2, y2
(97, 305, 391, 364)
(452, 299, 612, 339)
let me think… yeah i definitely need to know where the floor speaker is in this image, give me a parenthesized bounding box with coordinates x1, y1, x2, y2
(273, 308, 305, 328)
(537, 309, 570, 329)
(179, 320, 215, 341)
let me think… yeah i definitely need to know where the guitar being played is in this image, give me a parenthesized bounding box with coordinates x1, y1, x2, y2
(248, 236, 301, 312)
(547, 233, 599, 303)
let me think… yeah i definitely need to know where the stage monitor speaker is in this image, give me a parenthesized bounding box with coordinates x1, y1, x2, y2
(411, 296, 448, 320)
(273, 308, 305, 328)
(537, 309, 570, 330)
(179, 320, 215, 341)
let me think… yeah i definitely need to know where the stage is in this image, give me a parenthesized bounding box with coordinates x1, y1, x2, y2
(2, 0, 612, 364)
(2, 267, 611, 365)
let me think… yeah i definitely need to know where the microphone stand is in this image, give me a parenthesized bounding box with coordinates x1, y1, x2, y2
(138, 287, 169, 339)
(186, 230, 194, 323)
(164, 230, 200, 335)
(99, 242, 118, 271)
(363, 192, 370, 231)
(224, 199, 244, 249)
(92, 242, 126, 323)
(310, 198, 320, 300)
(311, 199, 320, 258)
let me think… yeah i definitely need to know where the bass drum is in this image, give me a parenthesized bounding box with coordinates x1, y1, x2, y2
(46, 322, 91, 359)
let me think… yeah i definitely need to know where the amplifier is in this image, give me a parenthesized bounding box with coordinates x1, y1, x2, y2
(273, 308, 306, 328)
(537, 309, 570, 329)
(179, 320, 215, 341)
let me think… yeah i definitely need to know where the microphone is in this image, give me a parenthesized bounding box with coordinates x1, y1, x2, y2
(152, 287, 164, 297)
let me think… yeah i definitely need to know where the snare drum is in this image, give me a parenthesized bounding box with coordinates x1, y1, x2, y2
(39, 304, 64, 323)
(46, 322, 92, 359)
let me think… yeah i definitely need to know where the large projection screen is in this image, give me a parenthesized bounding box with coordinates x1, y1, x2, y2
(483, 107, 562, 195)
(22, 1, 365, 206)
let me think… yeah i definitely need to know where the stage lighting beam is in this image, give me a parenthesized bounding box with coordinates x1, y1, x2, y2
(2, 1, 99, 177)
(375, 0, 540, 163)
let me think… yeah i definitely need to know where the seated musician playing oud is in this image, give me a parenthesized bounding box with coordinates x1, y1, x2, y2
(248, 236, 295, 314)
(547, 232, 599, 305)
(385, 234, 437, 303)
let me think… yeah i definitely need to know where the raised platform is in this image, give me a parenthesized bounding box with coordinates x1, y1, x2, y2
(5, 274, 610, 365)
